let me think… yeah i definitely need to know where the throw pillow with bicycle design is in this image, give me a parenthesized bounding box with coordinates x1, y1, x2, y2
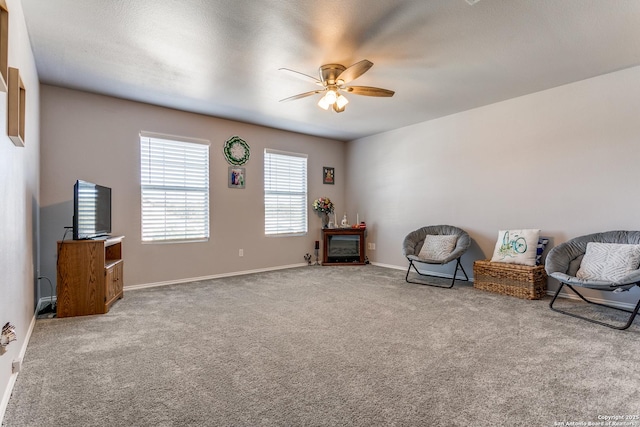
(490, 229, 540, 266)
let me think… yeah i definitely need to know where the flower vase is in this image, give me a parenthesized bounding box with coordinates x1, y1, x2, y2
(321, 213, 330, 229)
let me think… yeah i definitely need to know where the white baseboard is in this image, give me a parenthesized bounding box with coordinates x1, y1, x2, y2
(0, 312, 37, 425)
(370, 262, 405, 271)
(371, 262, 472, 281)
(125, 263, 308, 291)
(545, 288, 637, 311)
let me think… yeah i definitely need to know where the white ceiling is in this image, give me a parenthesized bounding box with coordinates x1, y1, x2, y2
(20, 0, 640, 141)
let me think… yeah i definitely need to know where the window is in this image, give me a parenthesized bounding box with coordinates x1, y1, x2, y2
(264, 149, 308, 236)
(140, 132, 210, 242)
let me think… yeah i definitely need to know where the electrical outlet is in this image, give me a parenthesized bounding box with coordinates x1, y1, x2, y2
(239, 249, 244, 257)
(368, 243, 376, 250)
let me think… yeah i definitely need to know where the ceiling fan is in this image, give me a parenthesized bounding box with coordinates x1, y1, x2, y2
(279, 60, 394, 113)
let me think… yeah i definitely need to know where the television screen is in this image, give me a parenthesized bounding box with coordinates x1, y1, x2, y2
(73, 180, 112, 240)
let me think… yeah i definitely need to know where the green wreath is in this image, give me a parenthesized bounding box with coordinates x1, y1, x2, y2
(223, 136, 250, 166)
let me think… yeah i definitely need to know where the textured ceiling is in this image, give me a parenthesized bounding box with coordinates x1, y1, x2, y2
(20, 0, 640, 141)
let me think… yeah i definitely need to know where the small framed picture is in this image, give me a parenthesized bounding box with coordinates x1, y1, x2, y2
(323, 167, 335, 185)
(228, 166, 245, 189)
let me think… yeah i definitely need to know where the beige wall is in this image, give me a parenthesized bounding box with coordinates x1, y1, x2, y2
(345, 65, 640, 305)
(0, 0, 40, 419)
(39, 86, 345, 288)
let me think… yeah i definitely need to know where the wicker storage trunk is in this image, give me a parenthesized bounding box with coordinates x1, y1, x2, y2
(473, 260, 547, 300)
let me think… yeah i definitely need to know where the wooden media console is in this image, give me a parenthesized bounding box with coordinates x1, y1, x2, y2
(56, 236, 124, 317)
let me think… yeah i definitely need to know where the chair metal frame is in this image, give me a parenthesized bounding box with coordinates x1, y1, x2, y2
(549, 282, 640, 330)
(405, 257, 469, 288)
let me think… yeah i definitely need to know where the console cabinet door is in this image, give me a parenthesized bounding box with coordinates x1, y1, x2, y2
(105, 261, 123, 307)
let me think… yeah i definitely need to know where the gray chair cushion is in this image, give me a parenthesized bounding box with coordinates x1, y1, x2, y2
(403, 225, 471, 265)
(545, 230, 640, 290)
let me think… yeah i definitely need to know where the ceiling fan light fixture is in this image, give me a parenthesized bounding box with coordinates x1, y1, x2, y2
(317, 96, 331, 110)
(333, 103, 346, 113)
(335, 94, 349, 109)
(324, 89, 337, 104)
(280, 60, 394, 113)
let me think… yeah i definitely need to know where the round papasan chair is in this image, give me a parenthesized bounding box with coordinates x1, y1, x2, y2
(402, 225, 471, 288)
(545, 230, 640, 330)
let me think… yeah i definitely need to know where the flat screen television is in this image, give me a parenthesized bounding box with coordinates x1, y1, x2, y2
(73, 180, 112, 240)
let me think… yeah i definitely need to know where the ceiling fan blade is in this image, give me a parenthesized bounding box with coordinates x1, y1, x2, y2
(336, 60, 373, 84)
(279, 90, 325, 102)
(346, 86, 395, 97)
(279, 68, 323, 86)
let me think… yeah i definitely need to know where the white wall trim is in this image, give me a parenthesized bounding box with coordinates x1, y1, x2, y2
(371, 262, 472, 281)
(0, 313, 37, 425)
(371, 262, 405, 271)
(124, 263, 308, 291)
(545, 289, 637, 311)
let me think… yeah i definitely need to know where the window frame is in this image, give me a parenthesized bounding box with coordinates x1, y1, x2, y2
(140, 131, 211, 244)
(264, 148, 308, 237)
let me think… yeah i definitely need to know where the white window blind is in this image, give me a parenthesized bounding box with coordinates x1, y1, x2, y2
(140, 133, 210, 242)
(264, 149, 308, 236)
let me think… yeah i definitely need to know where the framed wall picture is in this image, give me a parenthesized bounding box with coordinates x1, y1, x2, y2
(228, 166, 245, 189)
(323, 167, 335, 185)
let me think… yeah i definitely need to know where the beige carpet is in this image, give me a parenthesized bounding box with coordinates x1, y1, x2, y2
(4, 265, 640, 426)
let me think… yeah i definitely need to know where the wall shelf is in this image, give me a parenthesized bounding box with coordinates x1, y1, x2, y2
(7, 67, 25, 146)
